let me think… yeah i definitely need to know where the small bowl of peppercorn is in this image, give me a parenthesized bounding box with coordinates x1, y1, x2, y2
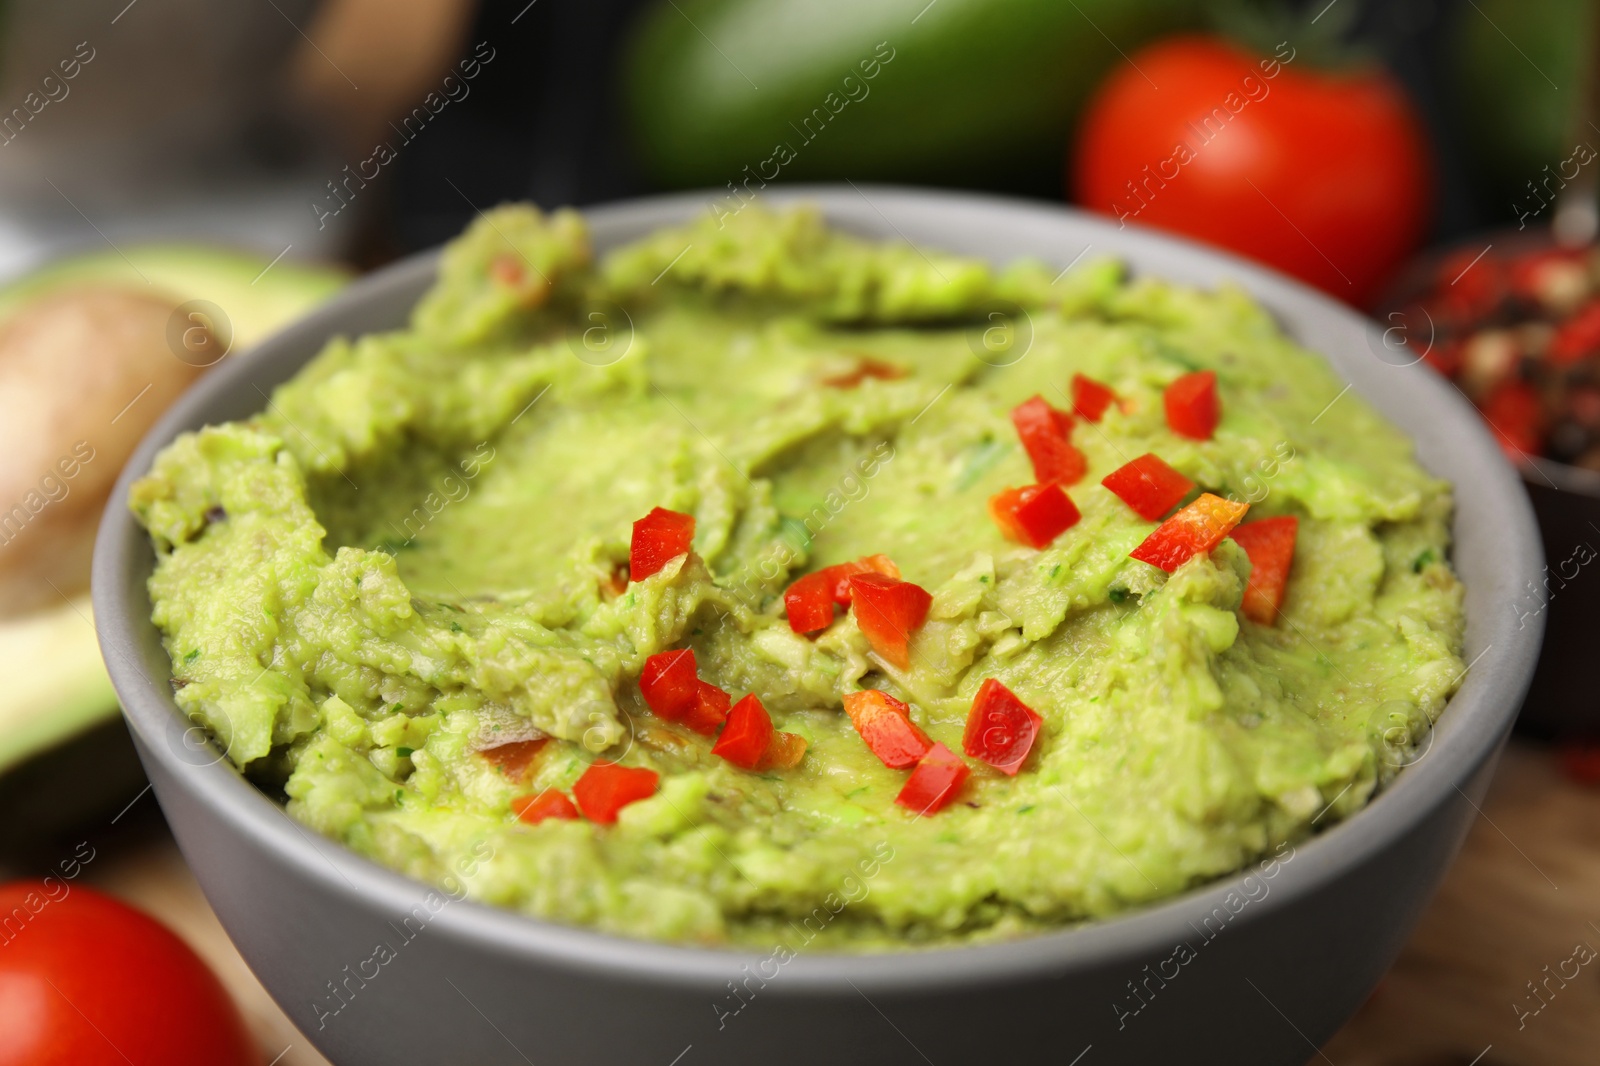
(1379, 232, 1600, 735)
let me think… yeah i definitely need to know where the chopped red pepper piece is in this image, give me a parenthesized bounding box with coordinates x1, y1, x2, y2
(1229, 516, 1299, 625)
(1130, 492, 1249, 573)
(821, 357, 907, 388)
(1101, 453, 1195, 521)
(640, 648, 699, 720)
(840, 554, 901, 597)
(639, 649, 730, 735)
(783, 570, 838, 634)
(511, 788, 580, 825)
(1071, 373, 1117, 422)
(1164, 370, 1219, 440)
(1010, 394, 1087, 485)
(710, 694, 775, 770)
(571, 762, 659, 824)
(1548, 299, 1600, 364)
(684, 681, 732, 736)
(630, 506, 695, 581)
(489, 254, 526, 287)
(478, 738, 548, 780)
(848, 573, 933, 670)
(962, 679, 1043, 776)
(784, 555, 903, 634)
(988, 483, 1081, 549)
(758, 731, 808, 770)
(895, 743, 970, 816)
(1480, 380, 1542, 458)
(842, 689, 933, 769)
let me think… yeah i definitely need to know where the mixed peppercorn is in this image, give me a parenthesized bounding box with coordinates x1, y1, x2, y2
(502, 370, 1304, 824)
(1389, 242, 1600, 465)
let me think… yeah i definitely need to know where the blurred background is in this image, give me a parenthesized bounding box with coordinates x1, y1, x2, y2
(1, 0, 1597, 1063)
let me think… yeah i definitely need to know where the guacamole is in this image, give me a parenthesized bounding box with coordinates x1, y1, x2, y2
(130, 204, 1464, 949)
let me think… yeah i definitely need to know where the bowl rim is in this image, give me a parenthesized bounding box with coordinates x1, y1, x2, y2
(93, 184, 1544, 994)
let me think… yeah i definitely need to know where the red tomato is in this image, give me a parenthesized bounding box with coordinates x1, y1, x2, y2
(0, 882, 255, 1066)
(1072, 35, 1431, 302)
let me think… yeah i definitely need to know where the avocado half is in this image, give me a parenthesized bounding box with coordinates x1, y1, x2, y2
(0, 246, 346, 791)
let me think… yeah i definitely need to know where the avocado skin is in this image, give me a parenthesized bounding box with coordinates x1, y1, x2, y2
(0, 246, 346, 806)
(623, 0, 1199, 195)
(1447, 0, 1590, 211)
(0, 245, 347, 349)
(0, 717, 147, 853)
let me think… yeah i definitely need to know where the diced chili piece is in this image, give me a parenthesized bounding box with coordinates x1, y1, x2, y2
(1164, 370, 1219, 440)
(784, 555, 903, 634)
(683, 681, 732, 736)
(1071, 373, 1117, 422)
(858, 554, 900, 578)
(843, 689, 932, 769)
(572, 762, 659, 824)
(479, 738, 549, 780)
(1101, 453, 1195, 521)
(822, 357, 907, 388)
(1480, 380, 1543, 458)
(895, 744, 970, 816)
(630, 507, 696, 581)
(710, 694, 775, 770)
(1010, 394, 1087, 485)
(988, 483, 1081, 549)
(639, 648, 699, 720)
(783, 570, 838, 634)
(489, 254, 525, 287)
(600, 565, 629, 599)
(962, 678, 1043, 776)
(511, 788, 580, 825)
(758, 731, 808, 771)
(833, 554, 901, 600)
(1548, 300, 1600, 365)
(848, 573, 933, 670)
(1130, 492, 1249, 573)
(1230, 516, 1299, 625)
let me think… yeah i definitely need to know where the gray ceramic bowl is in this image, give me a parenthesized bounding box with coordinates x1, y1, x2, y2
(94, 188, 1544, 1066)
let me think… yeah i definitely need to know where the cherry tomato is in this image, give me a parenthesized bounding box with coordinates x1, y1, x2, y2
(1072, 35, 1432, 303)
(0, 881, 255, 1066)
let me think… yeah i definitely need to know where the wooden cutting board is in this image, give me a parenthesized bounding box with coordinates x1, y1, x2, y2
(71, 741, 1600, 1066)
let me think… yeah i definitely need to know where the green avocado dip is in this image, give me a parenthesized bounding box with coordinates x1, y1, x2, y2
(130, 204, 1465, 949)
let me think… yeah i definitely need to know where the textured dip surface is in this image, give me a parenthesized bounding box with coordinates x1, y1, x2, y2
(131, 205, 1464, 949)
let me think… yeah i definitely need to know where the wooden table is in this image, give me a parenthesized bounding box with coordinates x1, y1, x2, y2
(54, 742, 1600, 1065)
